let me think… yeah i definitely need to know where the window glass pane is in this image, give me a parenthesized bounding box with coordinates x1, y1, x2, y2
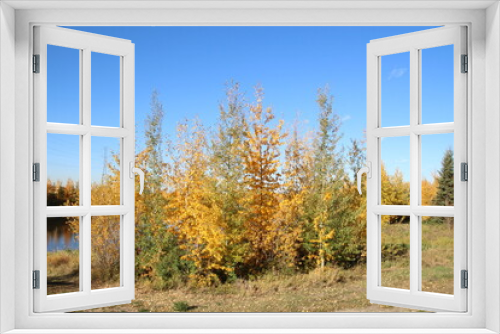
(91, 137, 121, 205)
(91, 52, 120, 127)
(381, 215, 410, 290)
(421, 133, 454, 206)
(91, 215, 121, 290)
(381, 136, 410, 205)
(47, 217, 80, 295)
(47, 134, 80, 206)
(381, 52, 410, 127)
(421, 45, 454, 124)
(421, 216, 454, 294)
(47, 45, 80, 124)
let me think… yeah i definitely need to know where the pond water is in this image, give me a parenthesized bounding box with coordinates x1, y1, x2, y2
(47, 217, 79, 252)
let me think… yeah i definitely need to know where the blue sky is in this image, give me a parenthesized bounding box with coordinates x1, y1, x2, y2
(46, 26, 454, 185)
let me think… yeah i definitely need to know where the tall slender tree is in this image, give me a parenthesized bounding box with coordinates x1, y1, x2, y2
(302, 87, 347, 269)
(273, 123, 309, 270)
(432, 149, 454, 227)
(208, 81, 248, 278)
(136, 90, 186, 288)
(241, 87, 286, 272)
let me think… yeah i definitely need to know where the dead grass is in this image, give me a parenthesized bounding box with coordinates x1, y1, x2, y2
(47, 250, 120, 295)
(61, 222, 453, 312)
(421, 220, 454, 294)
(82, 265, 415, 313)
(47, 250, 79, 295)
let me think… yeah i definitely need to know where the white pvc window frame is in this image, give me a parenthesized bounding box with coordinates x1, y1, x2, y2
(7, 5, 494, 333)
(366, 26, 467, 312)
(33, 26, 135, 312)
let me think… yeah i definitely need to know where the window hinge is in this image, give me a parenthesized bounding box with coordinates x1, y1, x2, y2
(33, 270, 40, 289)
(461, 54, 468, 73)
(461, 270, 468, 289)
(33, 163, 40, 182)
(461, 162, 468, 182)
(33, 54, 40, 73)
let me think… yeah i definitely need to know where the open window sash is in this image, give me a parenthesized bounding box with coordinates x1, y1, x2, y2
(365, 26, 467, 312)
(33, 26, 136, 312)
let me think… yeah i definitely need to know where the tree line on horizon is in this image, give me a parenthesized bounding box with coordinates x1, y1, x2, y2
(46, 83, 454, 288)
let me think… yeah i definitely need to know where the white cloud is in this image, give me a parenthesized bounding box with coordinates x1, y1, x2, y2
(341, 115, 351, 122)
(388, 67, 408, 80)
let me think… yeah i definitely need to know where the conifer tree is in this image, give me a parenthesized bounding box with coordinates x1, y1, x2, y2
(433, 149, 454, 206)
(432, 149, 454, 227)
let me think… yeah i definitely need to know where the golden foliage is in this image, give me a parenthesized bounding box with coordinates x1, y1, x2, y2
(166, 120, 231, 285)
(240, 88, 287, 271)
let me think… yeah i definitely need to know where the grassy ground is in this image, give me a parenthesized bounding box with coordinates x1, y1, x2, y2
(48, 221, 453, 312)
(85, 265, 416, 313)
(47, 250, 80, 295)
(47, 250, 120, 295)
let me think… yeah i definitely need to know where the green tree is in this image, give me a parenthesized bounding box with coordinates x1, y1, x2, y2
(273, 123, 310, 271)
(301, 86, 357, 269)
(348, 138, 365, 181)
(136, 90, 187, 288)
(432, 149, 454, 227)
(208, 81, 248, 279)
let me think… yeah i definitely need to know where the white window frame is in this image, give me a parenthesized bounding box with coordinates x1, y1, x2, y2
(33, 25, 136, 313)
(0, 1, 499, 333)
(366, 26, 468, 312)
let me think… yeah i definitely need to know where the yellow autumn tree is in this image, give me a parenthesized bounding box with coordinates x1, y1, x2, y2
(241, 87, 287, 272)
(381, 163, 410, 224)
(167, 119, 230, 285)
(422, 176, 438, 206)
(67, 153, 121, 287)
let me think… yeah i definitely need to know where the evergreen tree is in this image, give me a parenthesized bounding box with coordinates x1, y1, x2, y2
(432, 149, 454, 227)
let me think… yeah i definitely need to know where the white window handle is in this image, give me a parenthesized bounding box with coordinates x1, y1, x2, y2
(357, 162, 372, 195)
(129, 162, 145, 195)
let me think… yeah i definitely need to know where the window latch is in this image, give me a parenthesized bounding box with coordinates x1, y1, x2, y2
(129, 162, 145, 195)
(357, 162, 372, 195)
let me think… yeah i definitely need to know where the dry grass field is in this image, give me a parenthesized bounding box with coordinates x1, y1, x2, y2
(48, 221, 453, 312)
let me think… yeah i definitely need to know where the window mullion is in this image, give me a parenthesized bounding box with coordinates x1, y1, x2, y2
(82, 48, 92, 294)
(409, 47, 420, 294)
